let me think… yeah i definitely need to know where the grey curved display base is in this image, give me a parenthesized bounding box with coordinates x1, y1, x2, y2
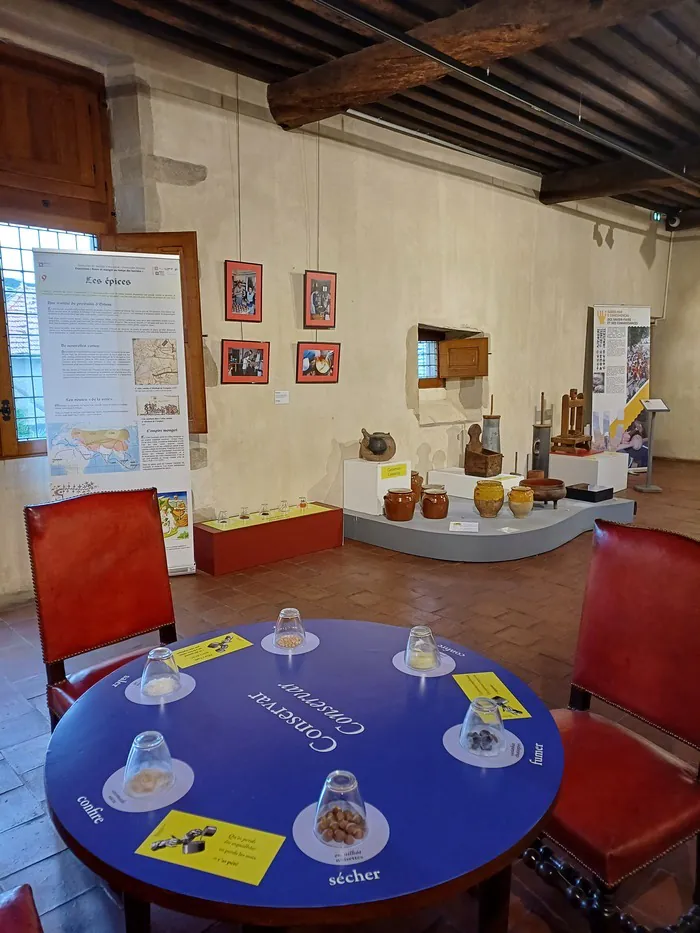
(343, 496, 635, 562)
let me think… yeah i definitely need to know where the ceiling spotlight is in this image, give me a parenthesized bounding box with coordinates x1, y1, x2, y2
(666, 215, 681, 229)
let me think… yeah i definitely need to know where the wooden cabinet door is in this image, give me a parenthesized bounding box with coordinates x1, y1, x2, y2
(438, 336, 489, 379)
(0, 44, 113, 231)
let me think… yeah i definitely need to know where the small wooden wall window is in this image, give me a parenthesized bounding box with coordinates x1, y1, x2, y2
(100, 233, 208, 434)
(418, 327, 446, 389)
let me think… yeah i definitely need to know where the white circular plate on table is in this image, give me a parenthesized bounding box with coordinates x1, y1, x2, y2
(102, 760, 194, 812)
(125, 673, 196, 706)
(391, 651, 456, 678)
(292, 802, 390, 865)
(260, 632, 320, 656)
(442, 724, 524, 769)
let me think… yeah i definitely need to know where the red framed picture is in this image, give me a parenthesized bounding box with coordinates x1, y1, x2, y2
(225, 260, 262, 322)
(303, 270, 336, 328)
(221, 340, 269, 384)
(296, 342, 341, 384)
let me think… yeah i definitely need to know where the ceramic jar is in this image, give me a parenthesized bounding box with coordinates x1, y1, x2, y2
(474, 480, 504, 518)
(411, 470, 424, 504)
(384, 488, 415, 522)
(508, 484, 534, 519)
(422, 485, 449, 520)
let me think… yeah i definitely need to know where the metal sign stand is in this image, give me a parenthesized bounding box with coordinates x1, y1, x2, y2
(633, 399, 669, 494)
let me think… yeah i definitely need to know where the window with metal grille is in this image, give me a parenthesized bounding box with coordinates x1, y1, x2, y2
(417, 326, 446, 388)
(0, 222, 97, 443)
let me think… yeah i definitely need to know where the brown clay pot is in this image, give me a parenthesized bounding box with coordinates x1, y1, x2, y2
(411, 470, 424, 504)
(508, 485, 534, 519)
(473, 480, 504, 518)
(422, 485, 449, 520)
(518, 478, 566, 508)
(384, 488, 415, 522)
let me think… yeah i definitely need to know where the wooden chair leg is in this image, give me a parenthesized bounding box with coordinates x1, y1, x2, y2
(49, 708, 60, 733)
(477, 865, 512, 933)
(123, 894, 150, 933)
(588, 888, 619, 933)
(694, 834, 700, 906)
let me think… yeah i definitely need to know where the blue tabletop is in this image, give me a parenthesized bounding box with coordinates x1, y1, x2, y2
(45, 619, 563, 911)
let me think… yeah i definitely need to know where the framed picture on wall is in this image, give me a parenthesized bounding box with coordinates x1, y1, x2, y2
(296, 342, 341, 384)
(303, 270, 336, 328)
(225, 260, 263, 322)
(221, 339, 270, 384)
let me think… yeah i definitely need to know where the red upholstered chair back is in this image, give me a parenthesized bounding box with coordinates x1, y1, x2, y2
(573, 520, 700, 749)
(25, 488, 175, 664)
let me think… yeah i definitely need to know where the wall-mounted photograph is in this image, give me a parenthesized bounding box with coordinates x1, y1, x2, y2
(225, 260, 263, 322)
(221, 339, 270, 384)
(296, 342, 341, 384)
(304, 270, 336, 328)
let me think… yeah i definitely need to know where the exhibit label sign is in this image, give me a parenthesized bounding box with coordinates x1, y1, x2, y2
(591, 305, 651, 469)
(34, 250, 195, 574)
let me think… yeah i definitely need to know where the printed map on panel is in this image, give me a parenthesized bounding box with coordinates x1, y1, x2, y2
(132, 338, 179, 385)
(48, 424, 140, 475)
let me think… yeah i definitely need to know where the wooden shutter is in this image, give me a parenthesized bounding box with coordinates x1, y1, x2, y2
(99, 232, 208, 434)
(0, 42, 114, 234)
(438, 336, 489, 379)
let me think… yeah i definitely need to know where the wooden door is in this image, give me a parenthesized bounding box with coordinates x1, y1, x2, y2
(439, 336, 489, 379)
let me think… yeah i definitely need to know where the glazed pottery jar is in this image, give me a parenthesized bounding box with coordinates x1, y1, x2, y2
(411, 470, 424, 504)
(474, 480, 504, 518)
(508, 485, 534, 519)
(384, 488, 415, 522)
(422, 485, 449, 520)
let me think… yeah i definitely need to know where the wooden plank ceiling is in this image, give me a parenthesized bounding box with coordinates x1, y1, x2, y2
(59, 0, 700, 222)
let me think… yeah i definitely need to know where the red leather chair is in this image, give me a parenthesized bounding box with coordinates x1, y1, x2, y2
(0, 885, 43, 933)
(25, 488, 177, 730)
(525, 520, 700, 933)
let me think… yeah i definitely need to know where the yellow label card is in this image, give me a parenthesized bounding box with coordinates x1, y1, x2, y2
(136, 809, 285, 886)
(453, 672, 531, 720)
(381, 463, 407, 480)
(173, 632, 252, 670)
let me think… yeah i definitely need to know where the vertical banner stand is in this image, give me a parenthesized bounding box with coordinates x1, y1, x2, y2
(633, 399, 669, 494)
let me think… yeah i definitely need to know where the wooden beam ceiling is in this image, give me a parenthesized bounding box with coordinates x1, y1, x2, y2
(540, 142, 700, 203)
(267, 0, 684, 129)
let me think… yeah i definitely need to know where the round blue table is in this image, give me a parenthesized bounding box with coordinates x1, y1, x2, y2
(45, 619, 563, 932)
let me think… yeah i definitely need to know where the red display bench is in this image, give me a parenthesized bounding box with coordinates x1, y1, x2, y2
(193, 502, 343, 575)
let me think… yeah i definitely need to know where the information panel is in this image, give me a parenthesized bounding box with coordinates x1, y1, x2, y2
(591, 304, 651, 470)
(34, 249, 195, 574)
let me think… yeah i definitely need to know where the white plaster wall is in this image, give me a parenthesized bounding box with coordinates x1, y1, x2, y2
(0, 0, 672, 599)
(654, 235, 700, 459)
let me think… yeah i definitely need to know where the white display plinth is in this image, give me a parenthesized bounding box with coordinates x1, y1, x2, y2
(427, 468, 522, 500)
(343, 458, 412, 516)
(549, 452, 629, 493)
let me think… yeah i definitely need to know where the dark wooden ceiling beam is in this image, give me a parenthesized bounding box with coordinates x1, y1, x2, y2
(61, 0, 293, 82)
(540, 142, 700, 203)
(105, 0, 317, 71)
(267, 0, 684, 129)
(401, 88, 594, 165)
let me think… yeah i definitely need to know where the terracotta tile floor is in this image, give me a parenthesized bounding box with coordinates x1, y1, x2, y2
(0, 460, 699, 932)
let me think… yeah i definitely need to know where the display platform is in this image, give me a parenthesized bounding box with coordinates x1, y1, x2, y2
(550, 451, 629, 493)
(194, 502, 343, 575)
(344, 458, 412, 515)
(344, 495, 635, 562)
(427, 468, 521, 499)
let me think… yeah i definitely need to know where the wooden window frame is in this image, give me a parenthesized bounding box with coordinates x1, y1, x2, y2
(418, 326, 446, 389)
(99, 232, 208, 435)
(0, 44, 115, 459)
